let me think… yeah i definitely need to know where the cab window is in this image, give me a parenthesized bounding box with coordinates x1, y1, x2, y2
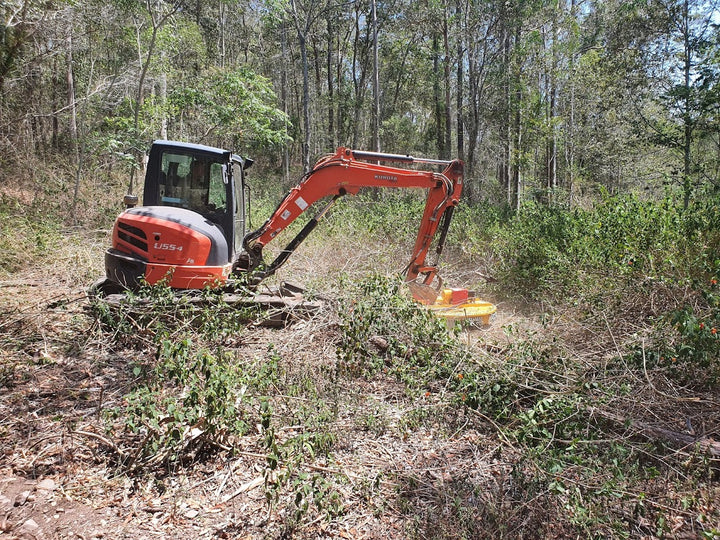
(208, 163, 226, 210)
(158, 152, 226, 217)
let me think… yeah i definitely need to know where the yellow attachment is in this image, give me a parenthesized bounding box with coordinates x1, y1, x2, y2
(406, 282, 496, 326)
(427, 298, 497, 326)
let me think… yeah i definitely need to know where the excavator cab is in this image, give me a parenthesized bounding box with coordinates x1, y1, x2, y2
(103, 140, 252, 291)
(143, 141, 251, 256)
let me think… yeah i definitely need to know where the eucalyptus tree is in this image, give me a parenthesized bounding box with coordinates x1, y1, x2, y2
(559, 0, 717, 200)
(166, 67, 289, 149)
(0, 0, 38, 96)
(125, 0, 179, 192)
(462, 0, 501, 184)
(648, 0, 720, 207)
(286, 0, 325, 172)
(1, 1, 64, 155)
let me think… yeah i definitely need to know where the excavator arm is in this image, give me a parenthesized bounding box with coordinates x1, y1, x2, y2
(241, 147, 464, 292)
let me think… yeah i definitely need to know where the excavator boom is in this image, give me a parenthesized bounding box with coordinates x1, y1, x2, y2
(242, 147, 464, 291)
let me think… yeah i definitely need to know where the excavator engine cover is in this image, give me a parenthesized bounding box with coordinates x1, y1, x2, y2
(106, 206, 230, 289)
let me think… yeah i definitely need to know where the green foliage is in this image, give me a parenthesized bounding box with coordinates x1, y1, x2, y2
(261, 399, 344, 529)
(94, 280, 345, 531)
(490, 193, 718, 300)
(634, 277, 720, 389)
(157, 17, 205, 72)
(167, 67, 289, 150)
(95, 282, 268, 468)
(453, 324, 574, 416)
(111, 339, 250, 466)
(337, 274, 463, 390)
(91, 280, 258, 347)
(324, 191, 426, 245)
(490, 201, 587, 295)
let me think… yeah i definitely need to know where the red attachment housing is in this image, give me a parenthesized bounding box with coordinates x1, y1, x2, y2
(448, 288, 469, 304)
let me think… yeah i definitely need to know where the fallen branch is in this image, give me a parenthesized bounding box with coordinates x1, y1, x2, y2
(219, 476, 265, 504)
(71, 429, 127, 460)
(589, 407, 720, 458)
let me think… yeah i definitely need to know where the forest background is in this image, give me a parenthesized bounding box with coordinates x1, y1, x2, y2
(2, 0, 720, 538)
(2, 0, 719, 210)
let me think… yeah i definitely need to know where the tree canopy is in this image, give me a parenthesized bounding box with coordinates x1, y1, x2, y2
(1, 0, 719, 210)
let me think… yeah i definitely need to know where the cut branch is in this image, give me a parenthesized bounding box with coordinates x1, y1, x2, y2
(590, 407, 720, 458)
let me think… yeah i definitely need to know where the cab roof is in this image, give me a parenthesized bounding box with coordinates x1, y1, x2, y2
(151, 140, 248, 166)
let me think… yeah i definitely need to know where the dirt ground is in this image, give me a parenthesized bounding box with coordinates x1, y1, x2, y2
(0, 270, 529, 540)
(3, 238, 718, 539)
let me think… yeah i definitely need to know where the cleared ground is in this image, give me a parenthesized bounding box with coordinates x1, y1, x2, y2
(1, 225, 718, 539)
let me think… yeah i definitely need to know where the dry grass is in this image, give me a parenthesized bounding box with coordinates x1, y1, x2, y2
(1, 201, 719, 539)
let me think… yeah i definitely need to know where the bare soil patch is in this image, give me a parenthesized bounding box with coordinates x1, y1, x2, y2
(0, 270, 524, 540)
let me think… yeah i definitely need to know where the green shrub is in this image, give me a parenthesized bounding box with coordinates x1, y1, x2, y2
(632, 279, 720, 388)
(489, 193, 717, 301)
(90, 280, 258, 348)
(336, 274, 463, 390)
(95, 282, 266, 468)
(111, 340, 251, 466)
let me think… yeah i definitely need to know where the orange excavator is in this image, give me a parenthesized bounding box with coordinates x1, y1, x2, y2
(99, 140, 494, 322)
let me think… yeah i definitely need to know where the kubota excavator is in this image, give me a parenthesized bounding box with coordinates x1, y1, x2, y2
(97, 140, 495, 323)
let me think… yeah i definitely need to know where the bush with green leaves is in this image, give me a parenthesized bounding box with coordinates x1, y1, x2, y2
(336, 274, 464, 390)
(489, 192, 719, 302)
(613, 194, 720, 388)
(110, 338, 252, 469)
(91, 279, 259, 348)
(633, 278, 720, 388)
(260, 399, 343, 528)
(94, 282, 269, 469)
(325, 191, 426, 244)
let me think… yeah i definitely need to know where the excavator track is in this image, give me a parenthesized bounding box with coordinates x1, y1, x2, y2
(91, 280, 324, 327)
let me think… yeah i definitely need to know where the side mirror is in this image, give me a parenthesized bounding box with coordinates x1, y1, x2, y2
(123, 194, 139, 208)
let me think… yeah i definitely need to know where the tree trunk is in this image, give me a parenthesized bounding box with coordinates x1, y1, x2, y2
(129, 2, 177, 194)
(66, 34, 78, 147)
(442, 8, 452, 160)
(327, 18, 335, 149)
(371, 0, 380, 152)
(281, 19, 290, 184)
(567, 0, 576, 208)
(510, 23, 522, 210)
(455, 0, 464, 164)
(546, 14, 558, 199)
(160, 71, 167, 140)
(51, 54, 59, 149)
(682, 0, 692, 210)
(298, 32, 311, 172)
(433, 34, 444, 158)
(218, 2, 226, 68)
(590, 407, 720, 458)
(466, 13, 490, 180)
(69, 31, 82, 223)
(313, 36, 323, 157)
(500, 13, 511, 205)
(131, 23, 158, 193)
(351, 4, 369, 149)
(288, 0, 312, 172)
